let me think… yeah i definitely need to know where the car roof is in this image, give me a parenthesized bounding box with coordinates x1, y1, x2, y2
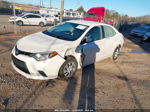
(24, 13, 41, 16)
(67, 20, 107, 27)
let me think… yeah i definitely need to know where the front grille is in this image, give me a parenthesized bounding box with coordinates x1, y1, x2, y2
(12, 55, 30, 74)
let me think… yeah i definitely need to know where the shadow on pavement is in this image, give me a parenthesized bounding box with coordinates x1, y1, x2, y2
(0, 32, 13, 35)
(17, 80, 56, 110)
(0, 40, 14, 55)
(63, 77, 78, 104)
(114, 62, 144, 112)
(63, 42, 100, 110)
(77, 64, 95, 110)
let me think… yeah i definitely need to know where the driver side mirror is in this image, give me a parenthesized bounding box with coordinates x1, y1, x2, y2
(86, 35, 93, 43)
(23, 16, 27, 19)
(81, 35, 93, 45)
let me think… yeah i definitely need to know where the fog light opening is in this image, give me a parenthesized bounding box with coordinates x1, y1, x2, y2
(38, 71, 47, 77)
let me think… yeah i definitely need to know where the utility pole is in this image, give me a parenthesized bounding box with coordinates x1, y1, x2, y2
(60, 0, 64, 23)
(42, 0, 44, 7)
(40, 0, 43, 8)
(39, 0, 41, 8)
(13, 0, 17, 34)
(50, 0, 52, 8)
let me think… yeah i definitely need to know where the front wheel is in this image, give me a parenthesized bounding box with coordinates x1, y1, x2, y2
(39, 22, 44, 27)
(17, 21, 23, 26)
(58, 57, 78, 80)
(112, 47, 120, 60)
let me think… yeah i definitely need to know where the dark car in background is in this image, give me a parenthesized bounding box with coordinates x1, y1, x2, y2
(142, 32, 150, 42)
(0, 8, 22, 15)
(130, 25, 150, 37)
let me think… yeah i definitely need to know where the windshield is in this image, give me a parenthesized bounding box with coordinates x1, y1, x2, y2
(85, 13, 98, 17)
(17, 14, 24, 17)
(43, 22, 89, 41)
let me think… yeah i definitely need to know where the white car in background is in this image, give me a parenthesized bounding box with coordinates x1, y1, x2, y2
(9, 13, 47, 27)
(11, 20, 124, 80)
(42, 14, 60, 24)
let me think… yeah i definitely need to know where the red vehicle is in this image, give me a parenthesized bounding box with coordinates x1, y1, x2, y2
(83, 7, 115, 25)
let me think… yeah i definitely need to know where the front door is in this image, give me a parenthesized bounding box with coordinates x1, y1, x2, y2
(80, 26, 106, 67)
(26, 15, 42, 25)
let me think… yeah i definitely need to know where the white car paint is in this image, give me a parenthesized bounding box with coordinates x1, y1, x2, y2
(9, 13, 47, 26)
(44, 15, 59, 23)
(11, 20, 124, 80)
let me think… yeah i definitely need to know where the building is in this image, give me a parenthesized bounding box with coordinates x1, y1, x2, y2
(39, 8, 60, 15)
(64, 10, 83, 18)
(39, 8, 83, 18)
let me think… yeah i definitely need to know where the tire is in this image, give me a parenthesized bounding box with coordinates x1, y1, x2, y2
(112, 47, 120, 60)
(39, 22, 44, 27)
(17, 21, 23, 26)
(58, 57, 78, 79)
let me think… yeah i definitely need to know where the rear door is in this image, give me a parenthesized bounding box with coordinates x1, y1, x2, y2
(102, 25, 119, 56)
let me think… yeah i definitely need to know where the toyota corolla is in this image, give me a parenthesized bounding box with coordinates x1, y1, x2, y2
(11, 20, 124, 80)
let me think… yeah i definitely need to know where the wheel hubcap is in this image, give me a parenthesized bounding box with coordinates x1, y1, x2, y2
(19, 22, 22, 25)
(114, 49, 119, 59)
(63, 61, 76, 78)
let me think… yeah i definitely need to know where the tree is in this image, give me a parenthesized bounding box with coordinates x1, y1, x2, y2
(0, 0, 11, 8)
(76, 6, 85, 13)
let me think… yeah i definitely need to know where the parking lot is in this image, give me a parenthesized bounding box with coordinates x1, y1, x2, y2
(0, 15, 150, 110)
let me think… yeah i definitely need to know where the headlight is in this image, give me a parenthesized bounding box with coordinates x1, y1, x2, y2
(30, 51, 58, 61)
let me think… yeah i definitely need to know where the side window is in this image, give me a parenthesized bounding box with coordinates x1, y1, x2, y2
(26, 15, 41, 18)
(46, 15, 50, 18)
(26, 15, 34, 18)
(86, 26, 103, 42)
(33, 15, 41, 18)
(103, 25, 116, 38)
(25, 15, 30, 18)
(23, 16, 27, 18)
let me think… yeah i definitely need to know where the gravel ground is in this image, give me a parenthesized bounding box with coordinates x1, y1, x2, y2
(0, 15, 150, 111)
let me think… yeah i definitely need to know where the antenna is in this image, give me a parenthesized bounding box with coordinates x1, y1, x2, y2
(60, 0, 64, 23)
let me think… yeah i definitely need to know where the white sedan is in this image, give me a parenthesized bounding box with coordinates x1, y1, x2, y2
(9, 13, 47, 27)
(11, 20, 124, 80)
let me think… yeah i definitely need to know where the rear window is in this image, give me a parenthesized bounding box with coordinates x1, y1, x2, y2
(85, 13, 98, 17)
(103, 25, 116, 38)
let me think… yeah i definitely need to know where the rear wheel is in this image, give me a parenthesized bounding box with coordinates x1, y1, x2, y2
(112, 47, 120, 60)
(58, 57, 78, 80)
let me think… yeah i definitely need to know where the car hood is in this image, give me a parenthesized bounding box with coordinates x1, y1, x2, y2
(9, 16, 22, 20)
(17, 32, 74, 53)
